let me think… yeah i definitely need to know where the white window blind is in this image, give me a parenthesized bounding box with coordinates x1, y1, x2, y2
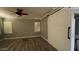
(34, 22, 40, 32)
(4, 21, 12, 34)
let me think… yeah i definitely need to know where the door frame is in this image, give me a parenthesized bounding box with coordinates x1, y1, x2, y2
(70, 8, 79, 51)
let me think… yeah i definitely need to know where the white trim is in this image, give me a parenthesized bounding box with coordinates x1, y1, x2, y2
(40, 35, 47, 41)
(70, 8, 75, 51)
(41, 35, 57, 50)
(4, 35, 41, 40)
(40, 35, 48, 43)
(41, 8, 63, 20)
(70, 13, 75, 51)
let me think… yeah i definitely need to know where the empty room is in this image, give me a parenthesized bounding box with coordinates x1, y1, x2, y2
(0, 7, 72, 51)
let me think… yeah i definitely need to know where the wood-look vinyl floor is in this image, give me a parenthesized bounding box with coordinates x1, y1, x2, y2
(0, 37, 57, 51)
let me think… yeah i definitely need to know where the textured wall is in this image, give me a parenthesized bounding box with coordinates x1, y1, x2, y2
(4, 19, 40, 38)
(40, 17, 48, 40)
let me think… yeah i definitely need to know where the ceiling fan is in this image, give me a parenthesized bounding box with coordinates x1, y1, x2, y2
(8, 8, 29, 16)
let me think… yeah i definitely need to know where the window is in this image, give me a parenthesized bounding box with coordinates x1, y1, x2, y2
(34, 22, 40, 32)
(4, 21, 12, 34)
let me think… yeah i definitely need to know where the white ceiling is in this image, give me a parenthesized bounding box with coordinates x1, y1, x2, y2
(0, 7, 61, 19)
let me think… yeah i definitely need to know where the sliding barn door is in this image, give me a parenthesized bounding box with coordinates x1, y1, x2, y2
(48, 8, 71, 51)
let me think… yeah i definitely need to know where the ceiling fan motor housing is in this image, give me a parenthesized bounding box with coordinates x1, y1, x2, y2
(16, 12, 22, 16)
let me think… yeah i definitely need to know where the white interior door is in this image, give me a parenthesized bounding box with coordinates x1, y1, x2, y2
(48, 8, 71, 51)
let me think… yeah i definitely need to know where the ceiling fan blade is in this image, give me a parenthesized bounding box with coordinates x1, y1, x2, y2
(22, 13, 28, 15)
(7, 9, 29, 16)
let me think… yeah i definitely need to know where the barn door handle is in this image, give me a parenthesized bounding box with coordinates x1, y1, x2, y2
(68, 27, 71, 39)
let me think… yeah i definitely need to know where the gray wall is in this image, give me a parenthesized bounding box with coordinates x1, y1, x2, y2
(4, 19, 40, 38)
(40, 17, 48, 40)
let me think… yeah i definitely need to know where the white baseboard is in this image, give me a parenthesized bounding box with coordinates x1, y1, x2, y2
(4, 35, 41, 40)
(41, 35, 57, 50)
(40, 35, 48, 42)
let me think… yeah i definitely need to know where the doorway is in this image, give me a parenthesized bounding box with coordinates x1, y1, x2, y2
(74, 13, 79, 51)
(0, 18, 4, 39)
